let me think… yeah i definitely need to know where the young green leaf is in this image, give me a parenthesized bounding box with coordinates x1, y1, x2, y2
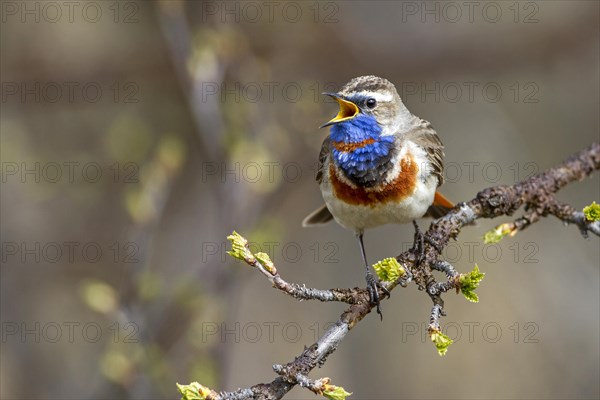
(583, 201, 600, 221)
(372, 258, 404, 282)
(458, 264, 485, 303)
(255, 252, 277, 275)
(430, 329, 453, 356)
(483, 223, 515, 244)
(176, 382, 215, 400)
(323, 384, 352, 400)
(226, 231, 256, 264)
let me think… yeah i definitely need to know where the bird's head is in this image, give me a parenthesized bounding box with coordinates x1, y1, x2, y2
(321, 75, 414, 140)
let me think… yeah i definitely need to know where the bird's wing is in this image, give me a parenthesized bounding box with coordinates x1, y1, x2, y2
(404, 120, 445, 187)
(303, 137, 334, 227)
(315, 136, 331, 184)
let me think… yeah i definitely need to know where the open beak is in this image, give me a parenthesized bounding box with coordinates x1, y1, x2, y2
(320, 93, 360, 128)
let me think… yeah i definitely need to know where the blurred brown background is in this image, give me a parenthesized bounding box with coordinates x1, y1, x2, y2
(1, 1, 599, 399)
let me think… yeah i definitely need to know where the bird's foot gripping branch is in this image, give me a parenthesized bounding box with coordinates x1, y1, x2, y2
(178, 143, 600, 400)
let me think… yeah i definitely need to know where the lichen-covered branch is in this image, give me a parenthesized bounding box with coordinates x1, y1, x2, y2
(178, 142, 599, 400)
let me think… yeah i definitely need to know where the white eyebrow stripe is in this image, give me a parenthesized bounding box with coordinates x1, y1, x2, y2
(351, 90, 393, 102)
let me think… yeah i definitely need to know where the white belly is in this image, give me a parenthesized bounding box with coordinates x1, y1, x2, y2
(321, 175, 437, 232)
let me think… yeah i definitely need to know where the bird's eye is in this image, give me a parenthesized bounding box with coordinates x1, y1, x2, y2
(366, 98, 377, 108)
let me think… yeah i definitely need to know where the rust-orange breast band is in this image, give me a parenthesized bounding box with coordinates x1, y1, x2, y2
(329, 154, 419, 207)
(331, 138, 377, 153)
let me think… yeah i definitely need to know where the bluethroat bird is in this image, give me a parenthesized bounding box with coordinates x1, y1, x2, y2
(303, 75, 454, 318)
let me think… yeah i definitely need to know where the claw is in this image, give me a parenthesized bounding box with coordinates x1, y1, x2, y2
(366, 271, 390, 320)
(356, 231, 390, 320)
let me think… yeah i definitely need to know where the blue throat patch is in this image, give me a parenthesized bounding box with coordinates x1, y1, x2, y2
(330, 114, 395, 181)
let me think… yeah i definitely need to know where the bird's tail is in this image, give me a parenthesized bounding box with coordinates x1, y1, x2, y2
(425, 191, 455, 219)
(302, 204, 334, 227)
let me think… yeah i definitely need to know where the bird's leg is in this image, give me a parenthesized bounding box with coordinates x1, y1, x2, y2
(411, 220, 425, 266)
(356, 232, 390, 320)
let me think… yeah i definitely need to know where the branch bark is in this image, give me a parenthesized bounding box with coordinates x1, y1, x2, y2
(187, 142, 600, 400)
